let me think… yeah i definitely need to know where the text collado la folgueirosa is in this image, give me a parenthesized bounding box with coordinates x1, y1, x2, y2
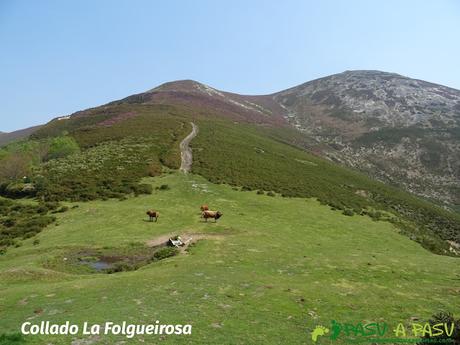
(21, 321, 192, 338)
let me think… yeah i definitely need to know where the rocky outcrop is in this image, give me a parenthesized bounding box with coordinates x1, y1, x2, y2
(272, 70, 460, 208)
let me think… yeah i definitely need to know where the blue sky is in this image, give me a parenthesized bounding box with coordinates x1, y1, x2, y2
(1, 0, 459, 132)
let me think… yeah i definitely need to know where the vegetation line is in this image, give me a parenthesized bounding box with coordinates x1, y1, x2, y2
(180, 122, 198, 173)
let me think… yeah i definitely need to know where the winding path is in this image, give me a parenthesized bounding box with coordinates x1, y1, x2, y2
(179, 122, 198, 173)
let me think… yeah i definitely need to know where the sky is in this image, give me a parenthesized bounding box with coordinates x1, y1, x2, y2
(1, 0, 460, 132)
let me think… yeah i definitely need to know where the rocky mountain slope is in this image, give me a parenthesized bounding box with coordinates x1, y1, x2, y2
(272, 71, 460, 208)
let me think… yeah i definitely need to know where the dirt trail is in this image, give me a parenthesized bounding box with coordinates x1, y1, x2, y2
(179, 122, 198, 173)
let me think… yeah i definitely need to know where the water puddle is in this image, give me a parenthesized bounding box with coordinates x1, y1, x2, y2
(78, 260, 113, 271)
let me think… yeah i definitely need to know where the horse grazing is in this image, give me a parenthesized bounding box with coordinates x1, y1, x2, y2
(202, 210, 223, 222)
(146, 210, 159, 222)
(200, 204, 209, 212)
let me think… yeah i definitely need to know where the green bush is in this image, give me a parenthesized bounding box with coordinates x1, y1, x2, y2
(46, 136, 80, 160)
(52, 206, 69, 213)
(343, 209, 355, 216)
(0, 199, 57, 250)
(107, 262, 136, 274)
(367, 210, 382, 221)
(418, 311, 460, 345)
(133, 184, 153, 196)
(1, 217, 15, 227)
(153, 247, 178, 260)
(156, 184, 170, 191)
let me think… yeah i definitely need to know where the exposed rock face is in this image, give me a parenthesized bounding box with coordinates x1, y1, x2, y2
(272, 70, 460, 208)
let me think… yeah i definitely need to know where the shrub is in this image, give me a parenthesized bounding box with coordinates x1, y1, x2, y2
(153, 247, 178, 260)
(2, 217, 15, 227)
(368, 210, 382, 221)
(156, 184, 170, 191)
(133, 183, 153, 196)
(267, 191, 275, 197)
(52, 206, 69, 213)
(147, 162, 162, 177)
(0, 198, 57, 250)
(418, 311, 460, 345)
(256, 190, 265, 195)
(1, 182, 36, 198)
(342, 209, 355, 216)
(106, 262, 134, 274)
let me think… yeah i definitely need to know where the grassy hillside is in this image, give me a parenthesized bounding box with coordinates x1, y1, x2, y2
(0, 106, 190, 203)
(1, 104, 459, 255)
(191, 119, 460, 254)
(0, 173, 459, 344)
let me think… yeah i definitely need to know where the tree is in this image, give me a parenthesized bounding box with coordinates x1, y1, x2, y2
(46, 136, 80, 160)
(0, 153, 30, 181)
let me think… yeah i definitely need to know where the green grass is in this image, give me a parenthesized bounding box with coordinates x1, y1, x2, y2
(8, 103, 459, 253)
(0, 173, 459, 344)
(191, 119, 460, 253)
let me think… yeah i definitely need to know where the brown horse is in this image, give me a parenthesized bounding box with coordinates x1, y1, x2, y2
(146, 210, 159, 222)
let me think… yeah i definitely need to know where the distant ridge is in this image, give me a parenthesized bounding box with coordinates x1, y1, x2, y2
(0, 124, 43, 147)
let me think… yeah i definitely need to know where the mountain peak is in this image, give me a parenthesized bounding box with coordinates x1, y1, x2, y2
(148, 79, 213, 93)
(341, 69, 401, 76)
